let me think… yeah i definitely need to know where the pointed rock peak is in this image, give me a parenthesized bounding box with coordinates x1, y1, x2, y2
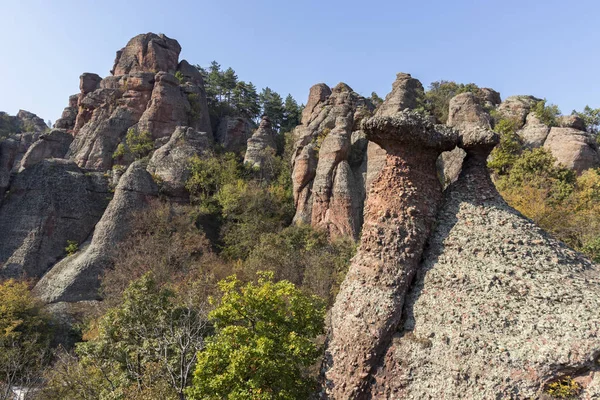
(375, 72, 425, 117)
(176, 60, 204, 85)
(111, 32, 181, 76)
(258, 115, 273, 130)
(332, 82, 353, 93)
(301, 83, 332, 125)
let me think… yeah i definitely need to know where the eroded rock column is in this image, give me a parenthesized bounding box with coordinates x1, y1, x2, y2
(324, 111, 457, 398)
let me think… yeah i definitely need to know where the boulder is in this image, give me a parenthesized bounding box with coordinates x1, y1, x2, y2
(496, 95, 540, 127)
(33, 161, 158, 303)
(543, 127, 600, 173)
(80, 73, 102, 94)
(54, 94, 79, 130)
(244, 116, 277, 170)
(147, 126, 212, 198)
(437, 147, 466, 188)
(111, 33, 181, 76)
(517, 112, 551, 148)
(0, 159, 109, 279)
(446, 92, 492, 132)
(19, 129, 73, 171)
(16, 110, 47, 133)
(215, 116, 254, 153)
(324, 111, 458, 397)
(479, 87, 501, 108)
(559, 114, 586, 130)
(371, 126, 600, 399)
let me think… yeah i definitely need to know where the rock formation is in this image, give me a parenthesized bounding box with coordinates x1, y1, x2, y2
(496, 95, 540, 127)
(54, 94, 79, 130)
(34, 161, 158, 303)
(517, 112, 551, 148)
(19, 129, 73, 171)
(244, 115, 277, 170)
(291, 82, 374, 238)
(370, 122, 600, 399)
(147, 126, 212, 198)
(64, 33, 211, 171)
(324, 111, 457, 397)
(543, 127, 600, 173)
(215, 116, 254, 153)
(0, 159, 108, 279)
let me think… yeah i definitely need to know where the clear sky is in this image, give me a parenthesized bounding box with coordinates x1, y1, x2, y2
(1, 0, 599, 123)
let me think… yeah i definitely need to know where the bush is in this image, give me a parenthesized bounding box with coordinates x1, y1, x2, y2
(113, 128, 154, 162)
(532, 99, 561, 127)
(186, 272, 325, 400)
(545, 376, 582, 398)
(0, 279, 52, 394)
(65, 240, 79, 256)
(488, 118, 523, 175)
(425, 80, 483, 123)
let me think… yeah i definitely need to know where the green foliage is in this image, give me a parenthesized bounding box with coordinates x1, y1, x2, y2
(488, 118, 523, 175)
(572, 105, 600, 136)
(75, 273, 210, 399)
(281, 94, 302, 133)
(260, 87, 285, 130)
(113, 128, 154, 161)
(187, 92, 202, 123)
(175, 70, 185, 84)
(186, 153, 243, 207)
(186, 272, 325, 400)
(0, 112, 22, 139)
(425, 80, 482, 123)
(545, 376, 582, 398)
(243, 225, 356, 305)
(369, 91, 384, 108)
(65, 240, 79, 256)
(532, 99, 561, 127)
(0, 279, 52, 394)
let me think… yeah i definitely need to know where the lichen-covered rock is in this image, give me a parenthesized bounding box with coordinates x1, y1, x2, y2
(301, 83, 332, 125)
(371, 128, 600, 399)
(16, 110, 48, 133)
(80, 73, 102, 94)
(446, 92, 492, 132)
(374, 73, 424, 117)
(111, 33, 181, 76)
(437, 146, 466, 188)
(147, 126, 212, 198)
(517, 112, 551, 148)
(543, 127, 600, 173)
(244, 116, 277, 169)
(33, 161, 157, 303)
(0, 159, 109, 279)
(19, 129, 73, 171)
(479, 87, 501, 108)
(496, 95, 540, 127)
(324, 111, 458, 398)
(215, 116, 254, 153)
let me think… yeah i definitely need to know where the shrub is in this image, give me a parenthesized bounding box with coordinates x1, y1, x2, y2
(113, 128, 154, 161)
(65, 240, 79, 256)
(545, 376, 581, 398)
(488, 118, 523, 175)
(532, 99, 561, 127)
(175, 70, 185, 84)
(186, 272, 325, 400)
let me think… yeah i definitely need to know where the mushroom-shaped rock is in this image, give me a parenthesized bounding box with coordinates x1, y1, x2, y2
(244, 116, 277, 170)
(111, 33, 181, 76)
(147, 126, 212, 199)
(324, 110, 458, 398)
(33, 161, 158, 303)
(371, 124, 600, 399)
(543, 127, 600, 173)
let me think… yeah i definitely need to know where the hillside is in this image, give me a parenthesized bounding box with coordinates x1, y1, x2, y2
(0, 32, 599, 399)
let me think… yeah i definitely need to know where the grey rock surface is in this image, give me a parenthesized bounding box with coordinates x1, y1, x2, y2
(517, 112, 551, 148)
(34, 161, 157, 303)
(19, 129, 73, 171)
(215, 115, 254, 153)
(244, 116, 277, 170)
(544, 127, 600, 173)
(0, 159, 108, 279)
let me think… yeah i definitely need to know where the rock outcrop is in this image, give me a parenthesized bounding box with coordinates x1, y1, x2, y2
(324, 111, 457, 398)
(496, 95, 540, 127)
(370, 124, 600, 399)
(543, 127, 600, 173)
(0, 159, 108, 279)
(244, 116, 277, 169)
(215, 116, 254, 153)
(517, 112, 551, 148)
(19, 129, 73, 171)
(147, 126, 212, 198)
(291, 82, 374, 238)
(65, 33, 211, 171)
(34, 161, 157, 303)
(54, 95, 79, 130)
(111, 33, 181, 76)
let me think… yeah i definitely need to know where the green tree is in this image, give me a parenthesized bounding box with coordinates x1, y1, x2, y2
(186, 272, 325, 400)
(232, 81, 261, 120)
(0, 279, 52, 399)
(532, 99, 561, 127)
(487, 118, 523, 175)
(113, 128, 154, 162)
(572, 105, 600, 136)
(76, 273, 210, 400)
(281, 94, 302, 133)
(260, 88, 285, 130)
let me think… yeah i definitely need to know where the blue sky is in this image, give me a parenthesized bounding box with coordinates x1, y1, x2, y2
(1, 0, 599, 123)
